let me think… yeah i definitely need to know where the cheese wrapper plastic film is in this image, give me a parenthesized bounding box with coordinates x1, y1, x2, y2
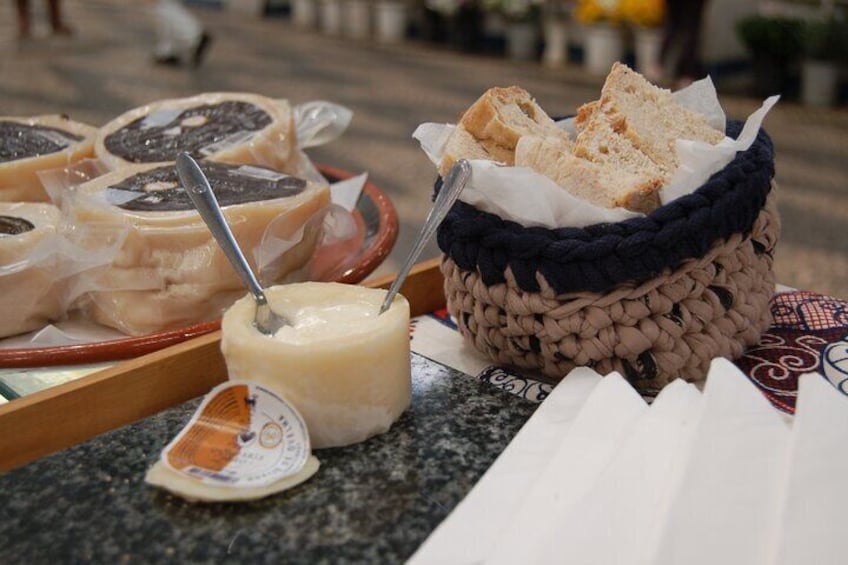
(0, 200, 126, 339)
(43, 160, 338, 336)
(0, 115, 97, 202)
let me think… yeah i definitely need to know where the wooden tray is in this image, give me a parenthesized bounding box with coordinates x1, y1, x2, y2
(0, 258, 445, 471)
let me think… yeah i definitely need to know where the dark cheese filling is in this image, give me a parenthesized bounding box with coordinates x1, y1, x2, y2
(0, 215, 36, 236)
(108, 162, 307, 212)
(0, 121, 83, 163)
(102, 101, 273, 163)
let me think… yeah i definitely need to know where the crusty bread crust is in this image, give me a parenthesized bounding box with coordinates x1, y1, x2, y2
(459, 86, 571, 165)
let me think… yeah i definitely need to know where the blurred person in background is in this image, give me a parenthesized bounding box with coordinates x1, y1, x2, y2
(660, 0, 710, 87)
(15, 0, 73, 39)
(148, 0, 213, 67)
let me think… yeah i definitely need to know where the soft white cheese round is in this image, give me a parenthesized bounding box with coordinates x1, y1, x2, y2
(221, 282, 411, 449)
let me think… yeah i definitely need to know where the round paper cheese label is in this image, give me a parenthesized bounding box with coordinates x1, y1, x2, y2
(160, 380, 311, 488)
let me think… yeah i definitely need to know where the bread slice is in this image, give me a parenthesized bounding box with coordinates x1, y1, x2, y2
(573, 109, 668, 184)
(591, 62, 725, 173)
(438, 124, 495, 177)
(516, 136, 662, 213)
(573, 100, 599, 132)
(459, 86, 572, 166)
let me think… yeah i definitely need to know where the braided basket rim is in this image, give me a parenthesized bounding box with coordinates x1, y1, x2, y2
(436, 120, 776, 295)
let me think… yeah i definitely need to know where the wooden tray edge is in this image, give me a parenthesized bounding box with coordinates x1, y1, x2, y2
(0, 257, 445, 471)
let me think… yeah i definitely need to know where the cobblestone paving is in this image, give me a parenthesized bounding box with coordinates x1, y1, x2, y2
(2, 0, 845, 298)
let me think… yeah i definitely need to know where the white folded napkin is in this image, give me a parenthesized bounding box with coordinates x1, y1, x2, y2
(406, 368, 602, 565)
(485, 372, 648, 565)
(526, 378, 703, 565)
(647, 357, 791, 565)
(772, 373, 848, 565)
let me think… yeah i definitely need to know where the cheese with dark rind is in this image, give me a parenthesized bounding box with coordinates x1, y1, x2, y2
(72, 162, 330, 335)
(0, 202, 63, 338)
(96, 93, 296, 172)
(0, 115, 97, 202)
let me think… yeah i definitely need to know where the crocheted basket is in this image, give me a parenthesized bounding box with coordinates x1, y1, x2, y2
(436, 121, 780, 394)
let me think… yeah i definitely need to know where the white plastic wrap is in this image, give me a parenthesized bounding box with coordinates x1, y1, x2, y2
(0, 198, 127, 340)
(0, 115, 97, 202)
(0, 203, 64, 338)
(413, 79, 778, 229)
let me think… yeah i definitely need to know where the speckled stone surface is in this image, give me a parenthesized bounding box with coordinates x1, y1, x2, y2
(0, 354, 536, 564)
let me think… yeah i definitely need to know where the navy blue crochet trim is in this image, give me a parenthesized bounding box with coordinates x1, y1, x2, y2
(435, 120, 775, 294)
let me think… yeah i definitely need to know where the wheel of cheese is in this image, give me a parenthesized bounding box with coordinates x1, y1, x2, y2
(95, 93, 296, 172)
(0, 202, 64, 338)
(221, 283, 412, 449)
(0, 115, 97, 202)
(71, 161, 330, 336)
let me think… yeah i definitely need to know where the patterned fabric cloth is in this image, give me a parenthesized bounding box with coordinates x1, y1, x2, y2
(410, 290, 848, 414)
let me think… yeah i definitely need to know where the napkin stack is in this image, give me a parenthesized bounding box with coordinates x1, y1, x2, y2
(408, 360, 848, 565)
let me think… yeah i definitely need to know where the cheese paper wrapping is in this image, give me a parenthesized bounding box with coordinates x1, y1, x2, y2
(413, 80, 777, 229)
(145, 380, 320, 503)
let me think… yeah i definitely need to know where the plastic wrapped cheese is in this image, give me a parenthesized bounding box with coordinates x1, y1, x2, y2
(0, 115, 97, 202)
(95, 92, 296, 172)
(0, 202, 64, 338)
(70, 161, 330, 335)
(221, 283, 412, 449)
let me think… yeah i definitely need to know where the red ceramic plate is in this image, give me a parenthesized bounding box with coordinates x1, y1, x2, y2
(0, 164, 398, 368)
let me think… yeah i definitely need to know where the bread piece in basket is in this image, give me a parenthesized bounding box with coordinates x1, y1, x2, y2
(439, 86, 572, 176)
(575, 62, 725, 175)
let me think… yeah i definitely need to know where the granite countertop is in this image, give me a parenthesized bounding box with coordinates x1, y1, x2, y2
(0, 354, 536, 564)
